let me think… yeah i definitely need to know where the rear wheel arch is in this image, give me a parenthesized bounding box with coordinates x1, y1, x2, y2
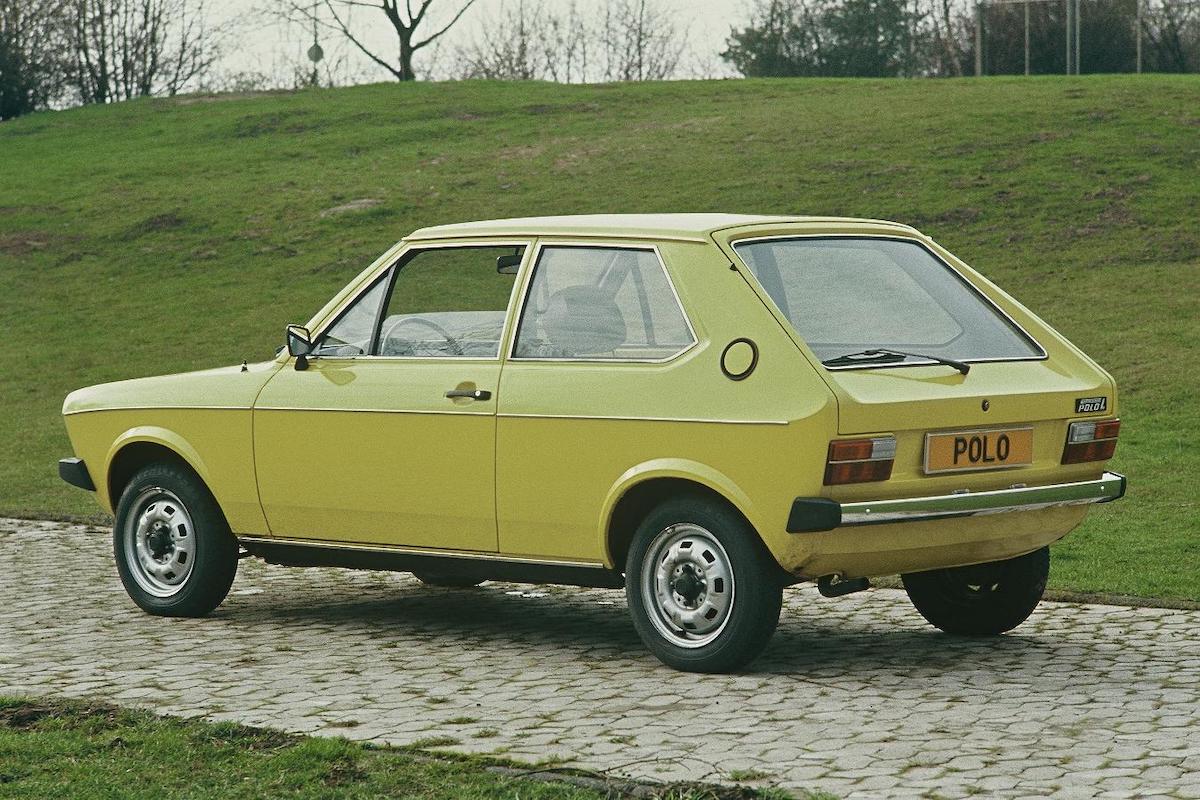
(604, 472, 768, 572)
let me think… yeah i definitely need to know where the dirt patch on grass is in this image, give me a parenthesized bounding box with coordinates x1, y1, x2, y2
(173, 91, 281, 106)
(319, 198, 382, 218)
(522, 102, 602, 116)
(322, 755, 369, 787)
(126, 212, 189, 238)
(0, 231, 77, 256)
(198, 721, 297, 751)
(497, 144, 545, 161)
(0, 700, 122, 730)
(232, 111, 320, 138)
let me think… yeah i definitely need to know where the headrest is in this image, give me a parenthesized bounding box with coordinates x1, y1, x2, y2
(540, 285, 626, 357)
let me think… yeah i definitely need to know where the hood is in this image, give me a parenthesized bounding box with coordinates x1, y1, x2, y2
(63, 360, 283, 416)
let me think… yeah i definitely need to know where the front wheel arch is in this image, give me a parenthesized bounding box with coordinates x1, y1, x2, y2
(106, 434, 208, 511)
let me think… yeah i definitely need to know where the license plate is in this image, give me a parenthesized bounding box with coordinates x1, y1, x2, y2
(924, 427, 1034, 474)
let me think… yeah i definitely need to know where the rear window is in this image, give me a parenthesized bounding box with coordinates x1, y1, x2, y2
(732, 237, 1043, 366)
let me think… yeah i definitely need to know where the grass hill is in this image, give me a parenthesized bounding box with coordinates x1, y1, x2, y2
(2, 76, 1197, 600)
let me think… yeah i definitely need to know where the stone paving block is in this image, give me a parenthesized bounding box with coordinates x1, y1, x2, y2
(2, 518, 1198, 800)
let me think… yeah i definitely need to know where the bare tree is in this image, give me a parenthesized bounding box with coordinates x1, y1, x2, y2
(541, 1, 591, 82)
(599, 0, 687, 81)
(455, 0, 593, 81)
(455, 0, 543, 79)
(0, 0, 68, 119)
(65, 0, 223, 104)
(279, 0, 477, 81)
(453, 0, 683, 82)
(927, 0, 966, 76)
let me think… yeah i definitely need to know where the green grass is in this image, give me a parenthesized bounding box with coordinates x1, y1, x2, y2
(1, 75, 1197, 599)
(0, 697, 794, 799)
(0, 698, 602, 799)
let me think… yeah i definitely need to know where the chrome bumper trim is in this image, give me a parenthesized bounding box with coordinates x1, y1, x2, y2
(838, 471, 1126, 527)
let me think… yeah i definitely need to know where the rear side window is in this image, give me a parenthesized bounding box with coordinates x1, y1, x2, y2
(733, 237, 1042, 366)
(512, 245, 694, 361)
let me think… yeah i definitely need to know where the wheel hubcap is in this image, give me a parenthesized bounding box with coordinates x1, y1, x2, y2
(641, 523, 735, 648)
(124, 487, 196, 598)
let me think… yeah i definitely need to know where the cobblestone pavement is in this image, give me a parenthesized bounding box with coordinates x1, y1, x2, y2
(2, 519, 1198, 799)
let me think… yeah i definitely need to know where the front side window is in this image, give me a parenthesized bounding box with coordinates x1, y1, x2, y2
(733, 237, 1042, 366)
(314, 244, 523, 359)
(512, 246, 694, 361)
(312, 274, 390, 357)
(377, 245, 522, 358)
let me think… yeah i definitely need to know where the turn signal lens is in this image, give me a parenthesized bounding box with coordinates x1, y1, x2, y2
(825, 436, 896, 485)
(1063, 419, 1120, 464)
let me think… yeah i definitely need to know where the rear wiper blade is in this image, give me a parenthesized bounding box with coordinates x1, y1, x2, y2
(822, 348, 970, 375)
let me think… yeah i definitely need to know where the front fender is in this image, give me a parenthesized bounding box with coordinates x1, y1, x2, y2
(105, 426, 212, 498)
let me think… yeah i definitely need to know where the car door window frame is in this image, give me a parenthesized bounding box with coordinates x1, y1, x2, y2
(308, 239, 534, 362)
(506, 240, 699, 364)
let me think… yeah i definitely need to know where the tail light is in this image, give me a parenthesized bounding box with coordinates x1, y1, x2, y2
(824, 436, 896, 485)
(1062, 419, 1120, 464)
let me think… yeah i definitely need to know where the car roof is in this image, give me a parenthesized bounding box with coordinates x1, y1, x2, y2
(407, 213, 919, 243)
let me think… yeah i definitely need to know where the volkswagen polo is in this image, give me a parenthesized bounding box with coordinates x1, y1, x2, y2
(59, 214, 1124, 672)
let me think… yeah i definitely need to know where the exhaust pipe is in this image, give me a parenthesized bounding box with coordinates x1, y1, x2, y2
(817, 573, 870, 597)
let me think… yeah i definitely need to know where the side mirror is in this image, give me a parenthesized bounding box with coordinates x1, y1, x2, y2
(496, 254, 522, 275)
(286, 324, 313, 370)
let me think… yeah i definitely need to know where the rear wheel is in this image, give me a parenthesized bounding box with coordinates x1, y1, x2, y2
(113, 462, 238, 617)
(625, 495, 783, 673)
(901, 547, 1049, 635)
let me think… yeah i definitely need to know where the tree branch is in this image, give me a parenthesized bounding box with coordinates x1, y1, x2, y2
(319, 0, 404, 78)
(412, 0, 476, 50)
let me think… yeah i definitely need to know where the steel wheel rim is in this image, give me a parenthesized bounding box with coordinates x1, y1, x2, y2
(641, 523, 735, 649)
(123, 487, 196, 598)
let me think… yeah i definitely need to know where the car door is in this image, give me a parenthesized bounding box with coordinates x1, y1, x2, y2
(495, 242, 699, 561)
(253, 241, 530, 551)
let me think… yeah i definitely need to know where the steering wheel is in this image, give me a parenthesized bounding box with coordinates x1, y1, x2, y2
(380, 316, 463, 357)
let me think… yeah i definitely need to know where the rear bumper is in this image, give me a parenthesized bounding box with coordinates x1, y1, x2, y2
(788, 471, 1125, 533)
(58, 457, 96, 491)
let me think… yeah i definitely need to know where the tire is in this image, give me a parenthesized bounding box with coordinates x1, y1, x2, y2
(412, 570, 485, 588)
(901, 547, 1049, 635)
(113, 462, 238, 617)
(625, 494, 783, 673)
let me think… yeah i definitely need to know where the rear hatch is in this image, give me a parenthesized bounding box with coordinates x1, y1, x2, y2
(824, 358, 1114, 497)
(830, 359, 1108, 435)
(722, 224, 1117, 495)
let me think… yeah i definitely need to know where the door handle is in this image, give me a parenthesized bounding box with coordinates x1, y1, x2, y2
(445, 388, 492, 401)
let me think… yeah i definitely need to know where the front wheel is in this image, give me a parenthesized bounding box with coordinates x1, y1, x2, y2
(901, 547, 1049, 635)
(113, 462, 238, 617)
(625, 495, 783, 673)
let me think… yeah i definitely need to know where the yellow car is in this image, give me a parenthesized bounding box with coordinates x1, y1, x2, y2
(59, 214, 1124, 672)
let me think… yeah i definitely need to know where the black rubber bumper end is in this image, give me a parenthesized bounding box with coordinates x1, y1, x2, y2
(58, 457, 95, 491)
(787, 497, 842, 533)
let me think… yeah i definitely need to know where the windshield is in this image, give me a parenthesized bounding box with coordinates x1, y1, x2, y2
(732, 237, 1043, 366)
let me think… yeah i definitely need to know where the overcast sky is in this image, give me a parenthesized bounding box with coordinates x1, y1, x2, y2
(211, 0, 750, 84)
